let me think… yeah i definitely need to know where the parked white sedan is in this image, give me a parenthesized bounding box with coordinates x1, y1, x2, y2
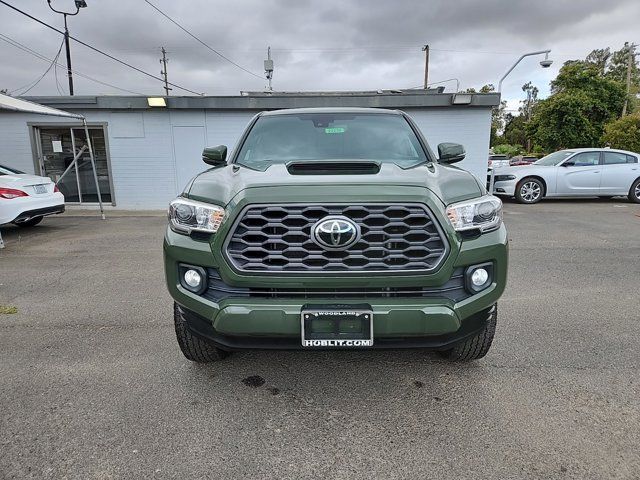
(490, 148, 640, 204)
(0, 164, 65, 227)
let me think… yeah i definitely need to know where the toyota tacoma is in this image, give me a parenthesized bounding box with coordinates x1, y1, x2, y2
(164, 108, 508, 362)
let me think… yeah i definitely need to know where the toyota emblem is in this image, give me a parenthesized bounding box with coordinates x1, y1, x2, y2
(311, 216, 360, 250)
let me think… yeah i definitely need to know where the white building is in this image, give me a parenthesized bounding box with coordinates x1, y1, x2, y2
(0, 91, 499, 209)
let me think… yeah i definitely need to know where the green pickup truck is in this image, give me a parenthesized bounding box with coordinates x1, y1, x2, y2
(164, 108, 508, 362)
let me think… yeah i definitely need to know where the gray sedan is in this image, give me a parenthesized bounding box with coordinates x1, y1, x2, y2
(489, 148, 640, 204)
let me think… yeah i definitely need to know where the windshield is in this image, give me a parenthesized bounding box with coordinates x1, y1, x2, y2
(0, 164, 25, 175)
(235, 113, 429, 171)
(534, 150, 575, 166)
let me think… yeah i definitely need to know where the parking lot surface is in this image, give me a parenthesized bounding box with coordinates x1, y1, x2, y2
(1, 200, 639, 479)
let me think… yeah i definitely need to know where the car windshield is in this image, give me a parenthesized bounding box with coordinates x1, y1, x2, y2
(0, 164, 25, 175)
(235, 113, 429, 171)
(534, 150, 575, 166)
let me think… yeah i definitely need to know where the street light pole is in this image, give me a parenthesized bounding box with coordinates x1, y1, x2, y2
(47, 0, 88, 96)
(497, 49, 552, 92)
(62, 13, 73, 95)
(489, 49, 553, 194)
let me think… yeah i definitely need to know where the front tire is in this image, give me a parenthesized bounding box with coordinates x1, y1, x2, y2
(14, 216, 43, 227)
(439, 304, 497, 361)
(629, 178, 640, 204)
(515, 177, 544, 204)
(174, 303, 229, 362)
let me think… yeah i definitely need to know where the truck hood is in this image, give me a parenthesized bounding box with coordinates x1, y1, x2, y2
(186, 162, 482, 207)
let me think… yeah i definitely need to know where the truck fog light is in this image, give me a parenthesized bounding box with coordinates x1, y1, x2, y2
(471, 268, 489, 287)
(178, 264, 207, 294)
(464, 263, 494, 294)
(184, 269, 202, 288)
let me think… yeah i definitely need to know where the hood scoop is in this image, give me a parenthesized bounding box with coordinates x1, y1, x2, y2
(286, 160, 381, 175)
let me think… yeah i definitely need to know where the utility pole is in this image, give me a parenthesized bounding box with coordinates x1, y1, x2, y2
(264, 46, 274, 92)
(622, 42, 636, 116)
(160, 47, 171, 96)
(422, 45, 430, 89)
(47, 0, 88, 96)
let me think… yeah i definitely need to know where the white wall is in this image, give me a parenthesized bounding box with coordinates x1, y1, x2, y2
(0, 106, 491, 209)
(406, 108, 491, 182)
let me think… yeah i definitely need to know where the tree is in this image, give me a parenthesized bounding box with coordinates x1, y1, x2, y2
(517, 82, 539, 151)
(503, 114, 528, 148)
(519, 82, 539, 120)
(606, 43, 639, 87)
(586, 48, 611, 75)
(602, 113, 640, 152)
(528, 60, 627, 150)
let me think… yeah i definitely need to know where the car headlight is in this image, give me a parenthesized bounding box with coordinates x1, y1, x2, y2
(168, 198, 225, 235)
(494, 174, 516, 182)
(445, 195, 503, 233)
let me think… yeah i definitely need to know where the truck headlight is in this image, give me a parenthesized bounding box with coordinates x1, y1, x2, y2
(168, 198, 225, 235)
(445, 195, 502, 233)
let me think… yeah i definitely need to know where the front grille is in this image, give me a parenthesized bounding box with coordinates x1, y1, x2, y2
(203, 268, 469, 302)
(224, 204, 448, 273)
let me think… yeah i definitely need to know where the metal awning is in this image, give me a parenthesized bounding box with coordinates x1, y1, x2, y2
(0, 93, 84, 119)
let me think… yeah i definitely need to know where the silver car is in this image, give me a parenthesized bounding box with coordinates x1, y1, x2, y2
(489, 148, 640, 204)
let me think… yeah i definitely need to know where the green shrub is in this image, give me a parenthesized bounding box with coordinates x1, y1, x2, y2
(602, 114, 640, 153)
(492, 144, 524, 158)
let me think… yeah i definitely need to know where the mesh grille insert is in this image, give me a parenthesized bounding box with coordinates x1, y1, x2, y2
(224, 204, 448, 272)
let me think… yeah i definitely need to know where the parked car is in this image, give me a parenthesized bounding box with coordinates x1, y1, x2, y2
(488, 154, 510, 169)
(164, 108, 508, 363)
(509, 155, 538, 166)
(0, 164, 65, 226)
(489, 148, 640, 204)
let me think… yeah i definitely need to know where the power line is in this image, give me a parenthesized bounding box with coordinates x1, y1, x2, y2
(13, 38, 65, 95)
(143, 0, 263, 79)
(0, 33, 145, 95)
(0, 0, 204, 95)
(54, 57, 66, 95)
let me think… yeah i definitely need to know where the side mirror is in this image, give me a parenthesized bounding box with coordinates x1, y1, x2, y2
(202, 145, 227, 167)
(437, 142, 466, 164)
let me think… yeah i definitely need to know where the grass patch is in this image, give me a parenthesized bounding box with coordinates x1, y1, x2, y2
(0, 305, 18, 314)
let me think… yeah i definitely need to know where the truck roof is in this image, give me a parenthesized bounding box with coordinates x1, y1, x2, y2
(261, 107, 401, 116)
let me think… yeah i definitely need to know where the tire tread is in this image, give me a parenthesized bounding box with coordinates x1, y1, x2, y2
(441, 304, 497, 361)
(174, 303, 228, 362)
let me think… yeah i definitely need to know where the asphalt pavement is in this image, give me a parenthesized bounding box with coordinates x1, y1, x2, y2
(0, 199, 639, 479)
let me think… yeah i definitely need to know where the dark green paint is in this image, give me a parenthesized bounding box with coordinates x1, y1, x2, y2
(202, 145, 227, 167)
(437, 142, 466, 164)
(164, 108, 508, 341)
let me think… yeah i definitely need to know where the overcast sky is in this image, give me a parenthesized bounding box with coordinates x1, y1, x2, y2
(1, 0, 638, 112)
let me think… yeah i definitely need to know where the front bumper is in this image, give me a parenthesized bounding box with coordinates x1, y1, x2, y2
(492, 180, 517, 195)
(176, 301, 496, 350)
(164, 221, 508, 350)
(487, 177, 517, 195)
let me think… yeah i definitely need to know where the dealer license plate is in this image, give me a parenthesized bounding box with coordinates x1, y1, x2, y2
(301, 306, 373, 347)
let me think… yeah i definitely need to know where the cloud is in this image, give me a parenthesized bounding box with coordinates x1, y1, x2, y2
(0, 0, 638, 105)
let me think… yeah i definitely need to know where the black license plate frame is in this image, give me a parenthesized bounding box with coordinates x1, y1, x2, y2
(301, 305, 373, 348)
